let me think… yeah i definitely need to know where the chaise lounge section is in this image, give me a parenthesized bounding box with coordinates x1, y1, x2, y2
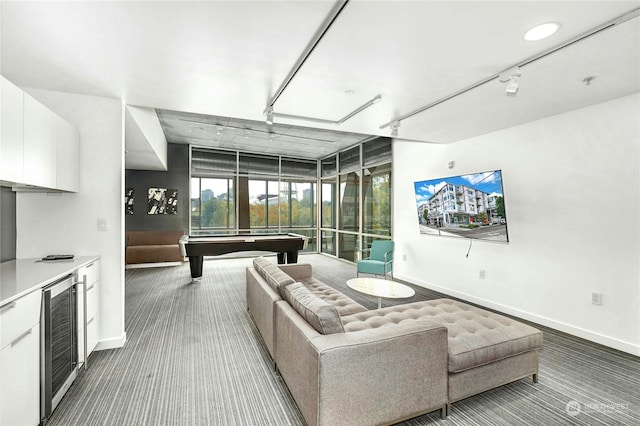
(341, 299, 543, 415)
(246, 257, 543, 425)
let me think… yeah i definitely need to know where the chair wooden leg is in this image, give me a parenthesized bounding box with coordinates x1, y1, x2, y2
(533, 373, 539, 383)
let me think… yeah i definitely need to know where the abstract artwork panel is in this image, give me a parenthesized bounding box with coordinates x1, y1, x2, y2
(125, 188, 134, 215)
(148, 187, 178, 215)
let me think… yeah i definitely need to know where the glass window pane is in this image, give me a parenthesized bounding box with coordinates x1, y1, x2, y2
(363, 164, 391, 236)
(363, 137, 392, 166)
(338, 232, 357, 262)
(281, 158, 317, 178)
(282, 181, 316, 228)
(288, 229, 316, 253)
(321, 230, 336, 255)
(266, 180, 279, 228)
(249, 179, 267, 228)
(192, 149, 236, 176)
(239, 153, 279, 176)
(249, 179, 279, 229)
(199, 178, 235, 230)
(339, 146, 360, 174)
(321, 180, 335, 228)
(339, 172, 359, 232)
(299, 181, 315, 228)
(191, 178, 201, 230)
(321, 155, 337, 177)
(280, 181, 291, 227)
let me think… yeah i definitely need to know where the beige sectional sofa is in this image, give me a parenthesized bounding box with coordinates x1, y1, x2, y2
(246, 257, 543, 425)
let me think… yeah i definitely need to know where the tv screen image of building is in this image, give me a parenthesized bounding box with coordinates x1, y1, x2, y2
(413, 170, 509, 243)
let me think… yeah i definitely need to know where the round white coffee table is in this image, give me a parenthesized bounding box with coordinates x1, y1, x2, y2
(346, 277, 415, 309)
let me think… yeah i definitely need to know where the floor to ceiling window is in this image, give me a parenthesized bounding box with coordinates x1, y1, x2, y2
(321, 179, 337, 255)
(190, 148, 318, 252)
(191, 138, 390, 260)
(191, 177, 235, 232)
(248, 179, 280, 228)
(320, 137, 392, 262)
(191, 150, 237, 235)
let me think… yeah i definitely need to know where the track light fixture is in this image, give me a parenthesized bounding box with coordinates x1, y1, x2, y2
(265, 106, 274, 125)
(500, 67, 521, 97)
(390, 120, 400, 137)
(505, 75, 519, 96)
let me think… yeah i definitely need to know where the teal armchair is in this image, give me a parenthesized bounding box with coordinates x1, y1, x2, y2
(357, 240, 395, 280)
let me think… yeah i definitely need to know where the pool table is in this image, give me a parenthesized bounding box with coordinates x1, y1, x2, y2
(179, 233, 307, 280)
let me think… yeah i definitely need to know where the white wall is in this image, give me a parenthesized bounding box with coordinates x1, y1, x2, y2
(393, 94, 640, 356)
(16, 89, 126, 349)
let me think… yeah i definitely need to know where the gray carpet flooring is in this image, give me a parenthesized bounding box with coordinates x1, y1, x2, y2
(47, 254, 640, 425)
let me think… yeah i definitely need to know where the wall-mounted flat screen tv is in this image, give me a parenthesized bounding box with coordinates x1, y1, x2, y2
(413, 170, 509, 243)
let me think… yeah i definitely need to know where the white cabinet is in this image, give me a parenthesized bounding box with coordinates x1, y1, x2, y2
(0, 324, 40, 426)
(0, 291, 41, 426)
(0, 76, 25, 183)
(23, 93, 57, 189)
(0, 75, 79, 192)
(77, 259, 100, 366)
(55, 117, 80, 192)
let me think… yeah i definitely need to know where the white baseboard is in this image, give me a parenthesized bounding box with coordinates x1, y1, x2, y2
(95, 332, 127, 351)
(125, 261, 185, 269)
(395, 273, 640, 357)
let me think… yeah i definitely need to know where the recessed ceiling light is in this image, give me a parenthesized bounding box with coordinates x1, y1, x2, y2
(345, 89, 355, 95)
(524, 22, 560, 41)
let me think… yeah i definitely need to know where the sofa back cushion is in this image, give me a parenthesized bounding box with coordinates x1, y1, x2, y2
(253, 257, 295, 292)
(282, 283, 344, 335)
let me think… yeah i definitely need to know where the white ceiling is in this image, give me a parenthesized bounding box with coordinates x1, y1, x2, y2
(2, 1, 639, 163)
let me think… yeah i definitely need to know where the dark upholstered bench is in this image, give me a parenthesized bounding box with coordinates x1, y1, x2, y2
(125, 230, 185, 264)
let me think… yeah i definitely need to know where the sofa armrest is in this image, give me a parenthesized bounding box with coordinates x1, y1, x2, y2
(246, 267, 281, 358)
(275, 301, 448, 426)
(277, 263, 312, 281)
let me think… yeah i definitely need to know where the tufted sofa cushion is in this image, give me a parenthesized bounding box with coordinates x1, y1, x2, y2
(343, 298, 543, 374)
(282, 282, 345, 335)
(298, 276, 367, 316)
(253, 257, 295, 292)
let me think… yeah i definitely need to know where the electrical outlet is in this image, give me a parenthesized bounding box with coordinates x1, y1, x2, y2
(479, 269, 486, 279)
(590, 292, 603, 306)
(97, 217, 108, 231)
(402, 254, 407, 261)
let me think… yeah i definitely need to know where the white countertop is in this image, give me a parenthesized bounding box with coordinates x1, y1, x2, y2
(0, 256, 100, 306)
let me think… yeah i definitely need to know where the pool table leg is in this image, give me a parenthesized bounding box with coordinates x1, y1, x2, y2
(188, 255, 203, 281)
(276, 252, 286, 264)
(286, 251, 298, 263)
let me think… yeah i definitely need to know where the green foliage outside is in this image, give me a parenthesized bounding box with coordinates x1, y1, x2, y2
(460, 223, 479, 229)
(476, 211, 488, 224)
(199, 198, 233, 228)
(248, 197, 314, 228)
(496, 196, 506, 218)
